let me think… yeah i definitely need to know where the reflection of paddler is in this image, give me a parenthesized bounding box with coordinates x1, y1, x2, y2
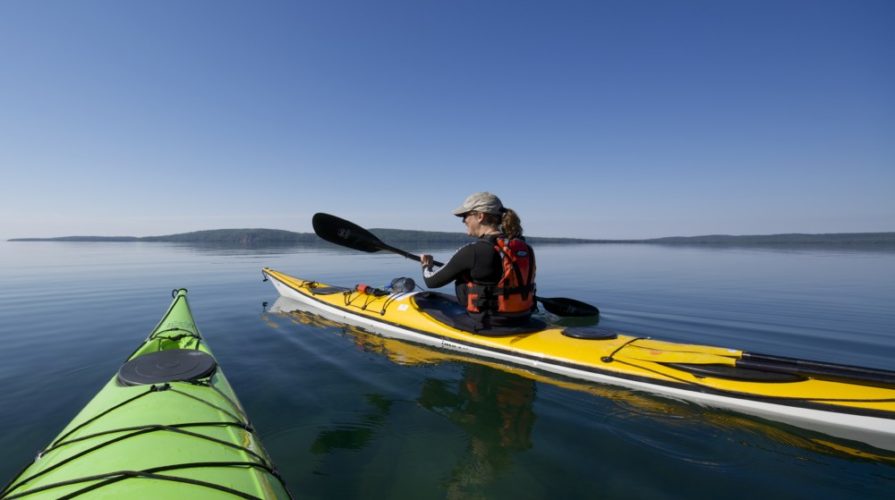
(421, 364, 536, 450)
(468, 366, 536, 449)
(419, 364, 536, 497)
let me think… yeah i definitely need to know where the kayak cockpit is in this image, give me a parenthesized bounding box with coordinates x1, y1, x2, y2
(412, 291, 548, 336)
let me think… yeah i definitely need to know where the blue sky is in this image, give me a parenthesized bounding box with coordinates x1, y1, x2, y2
(1, 0, 892, 239)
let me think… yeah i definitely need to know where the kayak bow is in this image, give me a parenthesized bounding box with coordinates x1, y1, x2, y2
(262, 267, 895, 452)
(1, 289, 291, 499)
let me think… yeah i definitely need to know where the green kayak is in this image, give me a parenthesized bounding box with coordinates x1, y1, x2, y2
(1, 289, 291, 499)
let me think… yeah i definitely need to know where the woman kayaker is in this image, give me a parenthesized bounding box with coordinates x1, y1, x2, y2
(420, 192, 537, 330)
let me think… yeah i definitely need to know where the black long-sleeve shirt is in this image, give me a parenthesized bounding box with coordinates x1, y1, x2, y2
(422, 236, 503, 308)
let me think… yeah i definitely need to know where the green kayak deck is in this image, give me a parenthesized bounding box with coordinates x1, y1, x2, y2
(1, 289, 291, 499)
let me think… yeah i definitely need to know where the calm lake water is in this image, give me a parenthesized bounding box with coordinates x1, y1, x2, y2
(1, 240, 894, 498)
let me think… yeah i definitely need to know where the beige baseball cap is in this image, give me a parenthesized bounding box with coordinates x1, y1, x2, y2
(452, 192, 505, 216)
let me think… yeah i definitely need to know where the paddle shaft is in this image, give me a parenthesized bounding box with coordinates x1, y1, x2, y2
(386, 243, 442, 266)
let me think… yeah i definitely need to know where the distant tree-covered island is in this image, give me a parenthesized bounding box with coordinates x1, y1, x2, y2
(8, 228, 895, 249)
(8, 228, 599, 246)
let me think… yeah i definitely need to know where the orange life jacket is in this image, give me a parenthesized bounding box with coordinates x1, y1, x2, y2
(466, 237, 536, 317)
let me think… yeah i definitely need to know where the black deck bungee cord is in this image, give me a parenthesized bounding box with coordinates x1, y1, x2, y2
(5, 461, 291, 500)
(49, 385, 164, 449)
(168, 384, 248, 423)
(4, 424, 276, 498)
(600, 336, 650, 363)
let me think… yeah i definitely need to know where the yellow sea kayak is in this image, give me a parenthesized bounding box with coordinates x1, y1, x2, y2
(262, 267, 895, 453)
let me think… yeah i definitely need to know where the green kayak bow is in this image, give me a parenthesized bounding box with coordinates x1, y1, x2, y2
(1, 289, 291, 499)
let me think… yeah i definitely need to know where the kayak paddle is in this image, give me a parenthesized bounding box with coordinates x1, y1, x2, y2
(737, 352, 895, 385)
(312, 212, 600, 317)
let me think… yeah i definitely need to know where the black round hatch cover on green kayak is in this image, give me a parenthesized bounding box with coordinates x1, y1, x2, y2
(117, 349, 217, 386)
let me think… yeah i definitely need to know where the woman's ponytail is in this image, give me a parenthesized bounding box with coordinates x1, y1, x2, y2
(501, 209, 523, 239)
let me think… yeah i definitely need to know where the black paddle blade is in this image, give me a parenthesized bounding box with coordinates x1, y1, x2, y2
(537, 296, 600, 317)
(312, 212, 386, 253)
(313, 212, 427, 263)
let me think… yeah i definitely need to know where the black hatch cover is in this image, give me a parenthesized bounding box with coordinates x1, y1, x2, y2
(118, 349, 217, 386)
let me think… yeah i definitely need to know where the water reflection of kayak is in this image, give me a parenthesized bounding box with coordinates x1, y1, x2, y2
(263, 267, 895, 453)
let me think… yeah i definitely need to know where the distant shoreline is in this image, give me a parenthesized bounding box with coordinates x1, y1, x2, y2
(8, 228, 895, 248)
